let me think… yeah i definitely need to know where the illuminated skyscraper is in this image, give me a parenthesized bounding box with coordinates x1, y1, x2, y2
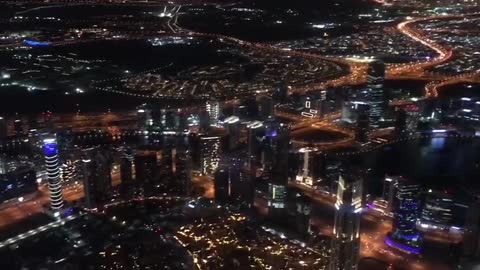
(43, 138, 64, 211)
(366, 59, 386, 128)
(419, 191, 453, 230)
(329, 168, 363, 270)
(405, 104, 421, 132)
(386, 178, 422, 254)
(206, 100, 220, 127)
(61, 159, 76, 183)
(382, 176, 397, 212)
(200, 136, 222, 176)
(261, 120, 290, 185)
(267, 182, 286, 215)
(295, 147, 319, 187)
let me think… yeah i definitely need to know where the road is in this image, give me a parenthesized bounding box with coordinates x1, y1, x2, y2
(0, 167, 121, 230)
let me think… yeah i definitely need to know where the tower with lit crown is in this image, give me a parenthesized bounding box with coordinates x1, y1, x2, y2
(43, 138, 64, 211)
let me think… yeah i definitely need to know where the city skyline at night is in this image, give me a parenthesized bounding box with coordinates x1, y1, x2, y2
(0, 0, 479, 269)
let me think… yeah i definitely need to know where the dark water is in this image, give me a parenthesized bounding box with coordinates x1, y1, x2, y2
(361, 137, 480, 200)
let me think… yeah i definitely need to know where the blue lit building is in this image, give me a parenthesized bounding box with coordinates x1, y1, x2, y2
(43, 137, 64, 211)
(386, 178, 422, 254)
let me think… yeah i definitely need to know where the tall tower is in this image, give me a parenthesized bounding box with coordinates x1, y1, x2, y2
(43, 138, 64, 211)
(329, 168, 363, 270)
(366, 59, 386, 128)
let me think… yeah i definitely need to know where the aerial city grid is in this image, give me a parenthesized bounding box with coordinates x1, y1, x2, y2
(0, 0, 479, 269)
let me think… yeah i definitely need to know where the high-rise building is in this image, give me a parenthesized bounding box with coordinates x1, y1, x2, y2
(174, 148, 192, 195)
(198, 110, 211, 133)
(137, 109, 150, 131)
(206, 100, 220, 127)
(200, 136, 222, 176)
(246, 121, 263, 170)
(295, 194, 312, 236)
(464, 195, 480, 259)
(81, 148, 113, 209)
(267, 182, 286, 215)
(325, 158, 341, 193)
(214, 168, 229, 204)
(259, 96, 274, 120)
(382, 176, 397, 212)
(14, 119, 23, 136)
(366, 59, 386, 128)
(163, 109, 178, 131)
(0, 116, 7, 139)
(394, 108, 407, 136)
(134, 150, 158, 195)
(224, 116, 241, 151)
(329, 167, 363, 270)
(405, 104, 421, 132)
(419, 191, 453, 230)
(355, 103, 370, 143)
(61, 159, 76, 183)
(120, 147, 135, 184)
(295, 147, 319, 187)
(0, 156, 5, 175)
(273, 84, 288, 104)
(386, 178, 422, 254)
(261, 120, 290, 185)
(43, 138, 64, 211)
